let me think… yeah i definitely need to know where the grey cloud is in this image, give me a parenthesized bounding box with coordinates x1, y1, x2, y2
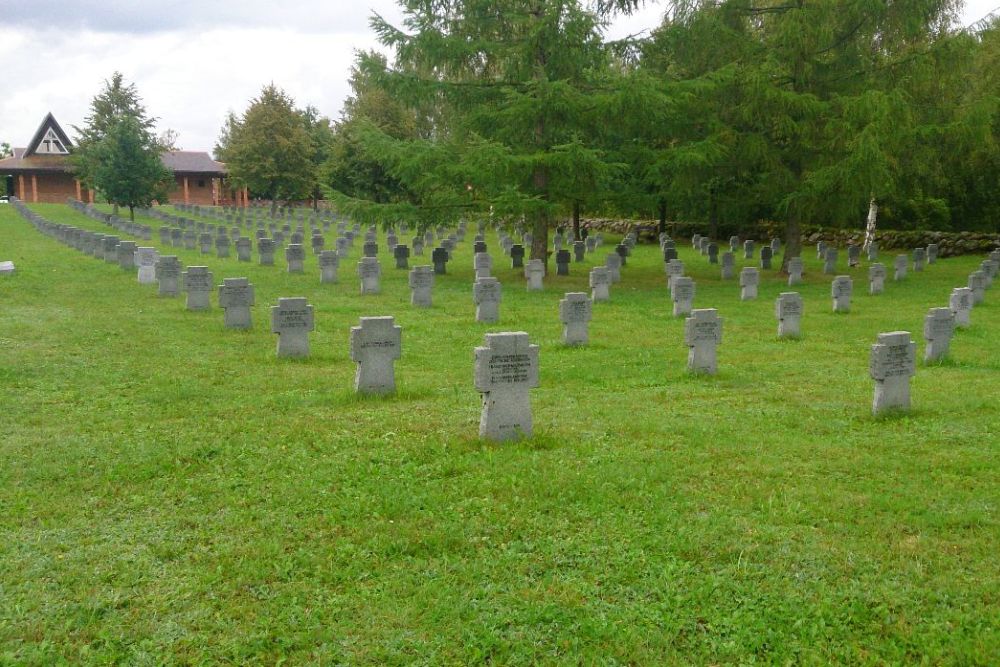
(1, 0, 402, 34)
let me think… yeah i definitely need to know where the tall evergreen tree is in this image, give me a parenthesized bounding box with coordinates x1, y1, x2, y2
(335, 0, 639, 266)
(72, 72, 160, 199)
(92, 115, 172, 221)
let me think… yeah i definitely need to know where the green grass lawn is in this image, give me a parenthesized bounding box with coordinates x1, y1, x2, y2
(1, 202, 998, 665)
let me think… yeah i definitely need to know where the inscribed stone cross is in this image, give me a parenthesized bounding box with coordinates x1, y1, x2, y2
(474, 332, 539, 441)
(271, 297, 314, 357)
(319, 250, 339, 283)
(350, 316, 402, 395)
(870, 331, 916, 414)
(155, 256, 181, 297)
(684, 309, 723, 375)
(182, 266, 214, 310)
(474, 277, 502, 323)
(923, 307, 954, 362)
(559, 292, 592, 345)
(409, 265, 434, 307)
(775, 292, 803, 338)
(218, 278, 255, 329)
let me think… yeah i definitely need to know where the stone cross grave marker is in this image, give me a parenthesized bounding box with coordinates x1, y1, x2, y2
(663, 246, 678, 263)
(743, 239, 755, 259)
(215, 235, 231, 258)
(412, 237, 424, 256)
(823, 248, 838, 275)
(183, 230, 196, 250)
(671, 276, 695, 317)
(236, 237, 252, 262)
(615, 243, 629, 267)
(573, 241, 586, 262)
(968, 271, 986, 304)
(363, 241, 378, 258)
(923, 307, 954, 362)
(350, 316, 401, 395)
(155, 256, 181, 297)
(605, 253, 622, 283)
(271, 297, 314, 357)
(286, 244, 305, 273)
(135, 247, 159, 284)
(831, 275, 853, 313)
(394, 244, 410, 270)
(894, 255, 908, 281)
(847, 245, 860, 267)
(102, 235, 120, 263)
(409, 265, 434, 307)
(311, 234, 325, 255)
(816, 240, 826, 259)
(870, 331, 916, 415)
(685, 309, 723, 375)
(432, 247, 449, 274)
(770, 238, 781, 255)
(589, 266, 610, 302)
(665, 258, 684, 289)
(358, 257, 381, 294)
(525, 259, 545, 290)
(760, 246, 773, 270)
(721, 252, 735, 280)
(198, 233, 212, 254)
(729, 235, 740, 252)
(555, 249, 571, 276)
(474, 277, 502, 323)
(510, 244, 525, 268)
(319, 250, 339, 283)
(950, 287, 973, 327)
(559, 292, 592, 345)
(708, 242, 719, 264)
(258, 238, 275, 265)
(787, 256, 804, 285)
(116, 241, 137, 271)
(982, 259, 997, 287)
(182, 266, 214, 310)
(869, 263, 886, 295)
(473, 240, 487, 254)
(740, 267, 759, 300)
(867, 242, 879, 261)
(218, 278, 255, 329)
(775, 292, 803, 338)
(474, 332, 540, 441)
(474, 252, 492, 279)
(913, 247, 926, 272)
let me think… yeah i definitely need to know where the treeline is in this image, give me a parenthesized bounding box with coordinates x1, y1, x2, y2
(217, 1, 1000, 265)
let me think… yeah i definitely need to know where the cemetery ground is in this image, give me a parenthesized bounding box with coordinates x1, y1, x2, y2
(2, 203, 999, 664)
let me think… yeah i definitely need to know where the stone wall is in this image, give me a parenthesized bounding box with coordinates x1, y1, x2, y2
(575, 218, 1000, 257)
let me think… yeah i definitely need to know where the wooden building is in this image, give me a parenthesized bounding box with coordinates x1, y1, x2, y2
(1, 113, 230, 205)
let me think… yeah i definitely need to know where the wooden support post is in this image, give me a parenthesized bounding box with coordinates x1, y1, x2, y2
(183, 176, 190, 204)
(31, 174, 38, 203)
(18, 175, 25, 200)
(75, 179, 82, 201)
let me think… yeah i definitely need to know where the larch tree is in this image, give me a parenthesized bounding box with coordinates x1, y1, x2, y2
(333, 0, 640, 267)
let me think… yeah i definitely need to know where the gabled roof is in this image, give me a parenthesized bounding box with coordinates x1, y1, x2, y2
(0, 148, 72, 173)
(25, 112, 74, 157)
(161, 151, 227, 175)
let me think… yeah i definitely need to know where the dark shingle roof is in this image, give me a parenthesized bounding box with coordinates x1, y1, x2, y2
(0, 149, 227, 176)
(160, 151, 227, 175)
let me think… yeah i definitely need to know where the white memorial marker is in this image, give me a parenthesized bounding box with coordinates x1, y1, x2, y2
(154, 256, 181, 297)
(787, 257, 803, 286)
(271, 297, 315, 357)
(286, 244, 306, 274)
(605, 253, 622, 283)
(559, 292, 592, 345)
(349, 316, 402, 395)
(474, 332, 539, 441)
(968, 271, 986, 305)
(894, 255, 908, 281)
(474, 252, 493, 279)
(684, 308, 723, 375)
(589, 266, 611, 302)
(870, 331, 916, 415)
(665, 259, 684, 289)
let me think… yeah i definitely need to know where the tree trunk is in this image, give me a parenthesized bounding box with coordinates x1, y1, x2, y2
(782, 204, 802, 273)
(129, 205, 135, 222)
(572, 201, 581, 239)
(658, 199, 667, 235)
(113, 203, 119, 216)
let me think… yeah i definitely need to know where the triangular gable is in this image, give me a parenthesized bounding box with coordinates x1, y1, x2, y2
(25, 113, 73, 156)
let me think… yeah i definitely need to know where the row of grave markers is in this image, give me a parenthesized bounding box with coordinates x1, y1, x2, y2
(17, 198, 1000, 428)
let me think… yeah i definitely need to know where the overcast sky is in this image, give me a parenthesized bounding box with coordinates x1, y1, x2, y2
(1, 1, 995, 154)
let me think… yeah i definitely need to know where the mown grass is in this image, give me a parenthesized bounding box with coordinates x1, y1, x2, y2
(1, 202, 998, 665)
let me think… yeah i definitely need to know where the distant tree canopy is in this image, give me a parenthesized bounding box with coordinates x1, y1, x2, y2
(216, 84, 333, 211)
(72, 73, 173, 218)
(307, 0, 999, 252)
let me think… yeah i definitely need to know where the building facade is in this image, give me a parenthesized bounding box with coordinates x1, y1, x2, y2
(0, 113, 230, 205)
